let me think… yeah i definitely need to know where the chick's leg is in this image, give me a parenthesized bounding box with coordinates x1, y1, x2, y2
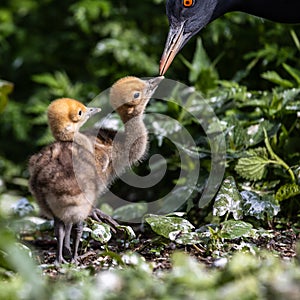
(63, 223, 73, 259)
(54, 218, 68, 264)
(71, 221, 83, 264)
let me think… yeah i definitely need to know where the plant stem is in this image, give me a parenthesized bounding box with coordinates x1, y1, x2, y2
(263, 128, 295, 183)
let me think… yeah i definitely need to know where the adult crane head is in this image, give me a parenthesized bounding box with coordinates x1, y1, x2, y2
(159, 0, 218, 75)
(159, 0, 300, 75)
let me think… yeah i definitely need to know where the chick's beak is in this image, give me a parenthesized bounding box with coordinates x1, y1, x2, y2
(147, 76, 164, 90)
(159, 22, 188, 76)
(87, 107, 101, 118)
(145, 76, 164, 99)
(80, 107, 101, 124)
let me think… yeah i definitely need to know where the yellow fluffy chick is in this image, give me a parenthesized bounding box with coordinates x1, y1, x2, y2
(29, 98, 101, 264)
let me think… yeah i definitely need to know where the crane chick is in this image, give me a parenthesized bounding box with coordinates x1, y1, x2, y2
(29, 98, 101, 264)
(89, 76, 164, 221)
(29, 76, 164, 264)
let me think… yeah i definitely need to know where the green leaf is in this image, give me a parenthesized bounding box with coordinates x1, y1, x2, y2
(0, 80, 13, 113)
(213, 176, 243, 220)
(112, 203, 148, 222)
(188, 38, 212, 82)
(261, 71, 294, 88)
(169, 231, 207, 245)
(226, 117, 248, 150)
(283, 63, 300, 85)
(181, 38, 218, 92)
(241, 191, 280, 219)
(275, 183, 300, 201)
(144, 214, 194, 239)
(88, 222, 112, 243)
(116, 225, 136, 240)
(220, 220, 253, 239)
(235, 148, 269, 181)
(14, 217, 53, 234)
(246, 121, 280, 147)
(285, 100, 300, 111)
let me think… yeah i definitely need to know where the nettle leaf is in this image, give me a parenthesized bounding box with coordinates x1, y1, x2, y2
(220, 220, 253, 239)
(144, 214, 194, 239)
(213, 176, 243, 220)
(235, 148, 269, 181)
(276, 183, 300, 201)
(241, 191, 280, 219)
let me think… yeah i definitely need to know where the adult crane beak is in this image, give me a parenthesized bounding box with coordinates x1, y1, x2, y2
(159, 22, 187, 76)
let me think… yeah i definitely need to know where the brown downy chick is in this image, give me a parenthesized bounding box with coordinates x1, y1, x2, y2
(92, 76, 164, 194)
(109, 76, 164, 171)
(29, 98, 101, 264)
(88, 76, 164, 222)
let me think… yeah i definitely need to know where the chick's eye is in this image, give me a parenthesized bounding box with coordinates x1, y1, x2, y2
(78, 110, 82, 116)
(133, 92, 140, 99)
(183, 0, 194, 7)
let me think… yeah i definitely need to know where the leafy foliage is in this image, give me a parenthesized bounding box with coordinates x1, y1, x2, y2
(0, 1, 300, 298)
(0, 80, 13, 112)
(235, 148, 270, 181)
(213, 176, 244, 220)
(144, 214, 195, 239)
(241, 191, 280, 219)
(276, 183, 300, 201)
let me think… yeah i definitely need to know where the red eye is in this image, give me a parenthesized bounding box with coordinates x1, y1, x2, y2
(183, 0, 194, 7)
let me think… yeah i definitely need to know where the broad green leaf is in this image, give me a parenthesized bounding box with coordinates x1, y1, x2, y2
(220, 220, 253, 239)
(14, 217, 53, 234)
(0, 193, 24, 215)
(261, 71, 294, 88)
(235, 148, 269, 181)
(241, 191, 280, 219)
(90, 222, 112, 243)
(144, 214, 194, 239)
(112, 203, 148, 222)
(168, 231, 208, 245)
(100, 203, 114, 216)
(276, 183, 300, 201)
(213, 176, 243, 220)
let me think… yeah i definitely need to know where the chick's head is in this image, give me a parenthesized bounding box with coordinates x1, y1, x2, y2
(110, 76, 164, 122)
(48, 98, 101, 141)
